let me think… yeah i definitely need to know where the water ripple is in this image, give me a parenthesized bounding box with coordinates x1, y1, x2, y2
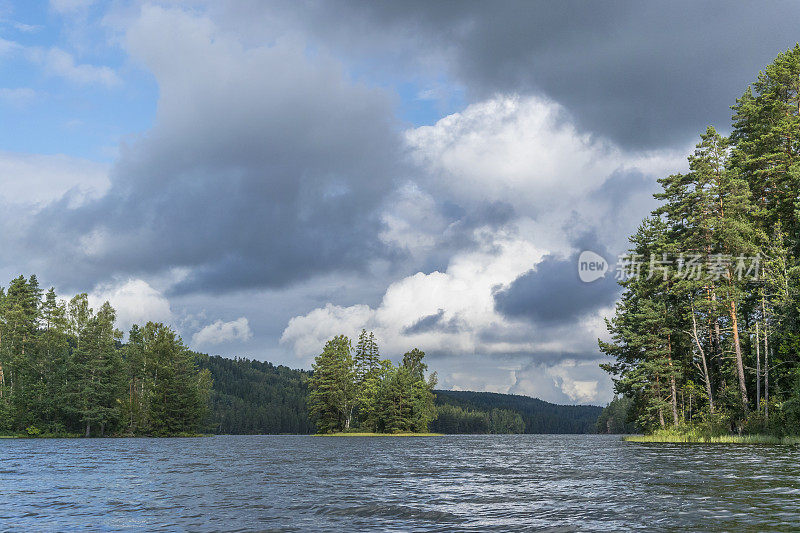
(1, 435, 799, 531)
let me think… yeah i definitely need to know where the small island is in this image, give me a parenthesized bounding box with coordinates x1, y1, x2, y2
(307, 331, 439, 435)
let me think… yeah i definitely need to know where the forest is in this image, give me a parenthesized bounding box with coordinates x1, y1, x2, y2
(201, 354, 602, 434)
(0, 275, 603, 437)
(199, 355, 313, 434)
(433, 390, 602, 434)
(0, 275, 211, 437)
(600, 45, 800, 437)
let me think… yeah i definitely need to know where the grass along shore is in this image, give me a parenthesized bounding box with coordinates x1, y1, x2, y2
(624, 432, 800, 444)
(315, 432, 443, 437)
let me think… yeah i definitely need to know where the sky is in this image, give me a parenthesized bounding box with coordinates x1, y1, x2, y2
(2, 0, 799, 406)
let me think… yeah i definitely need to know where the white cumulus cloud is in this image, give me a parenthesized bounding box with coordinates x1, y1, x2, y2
(192, 317, 253, 347)
(89, 278, 173, 334)
(38, 48, 121, 87)
(280, 94, 687, 404)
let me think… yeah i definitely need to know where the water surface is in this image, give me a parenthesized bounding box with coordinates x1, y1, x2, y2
(1, 434, 798, 531)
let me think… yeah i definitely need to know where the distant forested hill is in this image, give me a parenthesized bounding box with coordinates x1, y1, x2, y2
(199, 355, 314, 434)
(433, 390, 603, 434)
(200, 356, 602, 434)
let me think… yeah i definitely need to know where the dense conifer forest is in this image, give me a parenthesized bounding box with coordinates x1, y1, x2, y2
(199, 355, 313, 434)
(594, 397, 638, 434)
(0, 276, 211, 437)
(433, 390, 602, 434)
(600, 45, 800, 437)
(200, 354, 602, 435)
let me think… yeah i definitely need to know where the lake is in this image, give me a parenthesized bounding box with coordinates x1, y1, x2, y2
(1, 434, 799, 531)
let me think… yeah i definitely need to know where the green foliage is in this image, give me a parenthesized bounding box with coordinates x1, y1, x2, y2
(199, 355, 313, 434)
(144, 323, 210, 437)
(429, 404, 525, 434)
(433, 390, 601, 433)
(307, 333, 437, 434)
(595, 396, 638, 434)
(431, 404, 490, 433)
(624, 430, 800, 444)
(601, 45, 800, 437)
(308, 335, 357, 433)
(0, 274, 211, 437)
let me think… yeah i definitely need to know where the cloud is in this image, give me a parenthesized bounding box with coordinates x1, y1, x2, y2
(406, 95, 681, 227)
(0, 151, 110, 207)
(510, 359, 612, 405)
(6, 2, 753, 403)
(0, 33, 118, 88)
(49, 0, 96, 13)
(280, 93, 682, 403)
(280, 232, 545, 362)
(494, 234, 621, 326)
(192, 317, 253, 347)
(10, 22, 42, 33)
(255, 0, 800, 149)
(0, 87, 37, 107)
(36, 47, 121, 87)
(24, 4, 403, 292)
(88, 278, 173, 334)
(0, 37, 22, 56)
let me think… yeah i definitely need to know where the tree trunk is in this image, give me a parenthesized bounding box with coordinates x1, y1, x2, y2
(85, 421, 90, 438)
(656, 377, 665, 429)
(691, 301, 714, 412)
(755, 323, 761, 413)
(762, 295, 770, 420)
(729, 298, 749, 411)
(765, 344, 770, 420)
(667, 334, 679, 425)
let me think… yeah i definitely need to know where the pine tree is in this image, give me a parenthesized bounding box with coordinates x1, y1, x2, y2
(145, 322, 211, 436)
(307, 335, 356, 433)
(731, 44, 800, 255)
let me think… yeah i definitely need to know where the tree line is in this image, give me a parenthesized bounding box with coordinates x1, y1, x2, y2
(199, 355, 313, 434)
(430, 404, 525, 434)
(0, 274, 606, 437)
(594, 397, 638, 434)
(0, 275, 211, 437)
(435, 390, 602, 434)
(198, 351, 602, 434)
(600, 45, 800, 436)
(308, 330, 437, 433)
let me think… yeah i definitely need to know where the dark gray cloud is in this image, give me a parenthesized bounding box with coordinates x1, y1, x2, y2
(20, 7, 406, 294)
(493, 236, 620, 326)
(402, 309, 462, 335)
(263, 0, 800, 149)
(417, 199, 517, 274)
(16, 1, 792, 298)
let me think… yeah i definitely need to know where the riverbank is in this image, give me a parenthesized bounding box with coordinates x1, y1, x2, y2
(0, 432, 207, 439)
(624, 433, 800, 444)
(315, 432, 443, 437)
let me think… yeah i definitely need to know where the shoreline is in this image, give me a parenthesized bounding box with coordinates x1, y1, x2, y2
(624, 434, 800, 444)
(314, 432, 444, 437)
(0, 433, 208, 439)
